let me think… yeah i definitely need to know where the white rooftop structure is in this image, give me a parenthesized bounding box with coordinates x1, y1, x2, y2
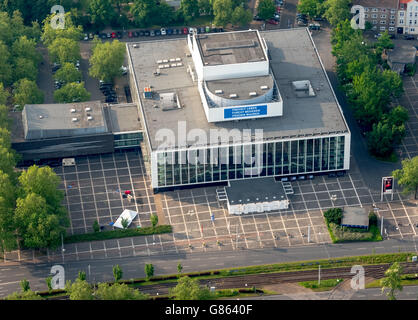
(113, 209, 138, 229)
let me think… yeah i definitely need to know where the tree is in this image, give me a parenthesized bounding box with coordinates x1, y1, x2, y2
(180, 0, 200, 23)
(53, 82, 91, 103)
(298, 0, 325, 19)
(89, 0, 115, 28)
(54, 62, 82, 84)
(323, 0, 351, 27)
(113, 265, 123, 282)
(89, 40, 125, 82)
(393, 156, 418, 199)
(0, 41, 12, 86)
(198, 0, 213, 15)
(375, 30, 394, 53)
(231, 6, 252, 27)
(13, 58, 38, 83)
(0, 83, 9, 105)
(367, 121, 394, 158)
(41, 12, 84, 47)
(130, 0, 159, 27)
(150, 214, 158, 228)
(177, 263, 183, 274)
(154, 2, 175, 26)
(170, 276, 213, 300)
(78, 271, 86, 281)
(12, 36, 41, 66)
(48, 37, 80, 65)
(13, 79, 44, 108)
(380, 262, 403, 300)
(65, 279, 94, 300)
(145, 263, 154, 280)
(213, 0, 234, 26)
(5, 289, 43, 300)
(46, 276, 53, 293)
(96, 283, 148, 300)
(20, 279, 30, 292)
(93, 220, 100, 233)
(121, 217, 129, 229)
(14, 193, 64, 249)
(257, 0, 275, 21)
(0, 170, 17, 252)
(323, 208, 343, 225)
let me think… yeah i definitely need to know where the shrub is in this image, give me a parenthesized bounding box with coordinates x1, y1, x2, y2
(369, 212, 378, 226)
(323, 208, 343, 225)
(93, 220, 100, 233)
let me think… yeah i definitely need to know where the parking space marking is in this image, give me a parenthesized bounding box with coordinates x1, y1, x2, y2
(191, 189, 204, 244)
(177, 192, 191, 248)
(348, 173, 363, 207)
(265, 213, 278, 247)
(124, 151, 141, 227)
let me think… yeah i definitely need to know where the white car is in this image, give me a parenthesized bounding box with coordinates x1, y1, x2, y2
(83, 33, 88, 41)
(160, 28, 166, 35)
(121, 66, 128, 75)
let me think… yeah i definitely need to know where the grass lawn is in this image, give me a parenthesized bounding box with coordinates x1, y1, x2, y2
(299, 278, 344, 292)
(327, 223, 382, 243)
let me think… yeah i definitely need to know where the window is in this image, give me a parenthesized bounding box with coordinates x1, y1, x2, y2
(372, 20, 378, 24)
(372, 13, 378, 18)
(415, 12, 418, 17)
(415, 20, 417, 24)
(372, 8, 378, 12)
(391, 9, 396, 14)
(365, 14, 369, 18)
(400, 12, 404, 17)
(365, 7, 369, 12)
(411, 28, 416, 31)
(410, 20, 413, 24)
(380, 26, 386, 30)
(400, 19, 404, 24)
(410, 12, 413, 17)
(390, 15, 395, 19)
(380, 20, 386, 24)
(380, 14, 386, 18)
(390, 20, 395, 25)
(389, 27, 395, 31)
(382, 8, 386, 12)
(372, 26, 377, 30)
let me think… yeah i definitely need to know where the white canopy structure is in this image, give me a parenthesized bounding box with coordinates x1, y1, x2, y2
(113, 209, 138, 229)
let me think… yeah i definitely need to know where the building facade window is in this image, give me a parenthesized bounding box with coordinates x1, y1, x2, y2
(389, 27, 395, 31)
(372, 13, 378, 18)
(372, 20, 378, 24)
(400, 12, 404, 16)
(390, 20, 395, 25)
(380, 20, 386, 24)
(380, 14, 386, 18)
(372, 8, 378, 12)
(380, 26, 386, 30)
(390, 15, 395, 19)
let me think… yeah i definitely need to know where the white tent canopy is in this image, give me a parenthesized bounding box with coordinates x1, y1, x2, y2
(113, 209, 138, 229)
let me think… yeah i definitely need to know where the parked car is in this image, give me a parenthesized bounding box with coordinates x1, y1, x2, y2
(121, 66, 128, 75)
(313, 16, 324, 21)
(107, 32, 111, 38)
(199, 27, 205, 34)
(404, 35, 415, 40)
(267, 19, 279, 25)
(160, 28, 166, 35)
(83, 33, 88, 41)
(117, 31, 123, 39)
(212, 27, 218, 32)
(206, 26, 211, 32)
(253, 15, 263, 21)
(274, 13, 280, 19)
(144, 30, 150, 36)
(150, 30, 155, 36)
(88, 33, 94, 39)
(218, 27, 224, 32)
(111, 32, 116, 38)
(308, 23, 320, 30)
(183, 27, 189, 34)
(128, 31, 133, 38)
(167, 28, 173, 35)
(155, 29, 161, 36)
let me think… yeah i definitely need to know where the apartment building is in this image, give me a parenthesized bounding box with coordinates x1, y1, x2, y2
(352, 0, 400, 33)
(397, 0, 418, 34)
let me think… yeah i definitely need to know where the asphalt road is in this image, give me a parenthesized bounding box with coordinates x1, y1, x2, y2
(1, 238, 417, 298)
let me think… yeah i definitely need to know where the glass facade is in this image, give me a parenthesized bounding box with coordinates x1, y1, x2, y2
(114, 132, 143, 149)
(155, 136, 346, 188)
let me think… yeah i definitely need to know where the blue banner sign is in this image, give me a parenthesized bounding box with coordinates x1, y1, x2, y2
(224, 105, 268, 119)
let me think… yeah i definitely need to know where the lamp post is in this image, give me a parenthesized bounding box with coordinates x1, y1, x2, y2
(61, 233, 65, 264)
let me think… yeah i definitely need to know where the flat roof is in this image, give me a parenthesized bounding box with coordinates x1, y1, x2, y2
(22, 101, 108, 140)
(388, 46, 417, 64)
(351, 0, 399, 9)
(195, 30, 266, 66)
(127, 28, 349, 151)
(226, 177, 287, 204)
(205, 75, 275, 105)
(341, 207, 369, 228)
(105, 104, 142, 133)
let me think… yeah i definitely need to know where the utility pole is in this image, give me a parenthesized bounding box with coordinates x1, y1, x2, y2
(88, 264, 91, 282)
(381, 216, 384, 237)
(61, 233, 65, 264)
(318, 265, 321, 285)
(308, 225, 311, 243)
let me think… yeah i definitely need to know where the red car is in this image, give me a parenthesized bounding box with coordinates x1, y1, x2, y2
(183, 27, 189, 34)
(111, 32, 116, 38)
(267, 19, 279, 25)
(128, 31, 133, 38)
(276, 6, 282, 12)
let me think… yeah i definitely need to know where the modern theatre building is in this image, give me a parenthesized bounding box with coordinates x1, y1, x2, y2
(127, 28, 351, 192)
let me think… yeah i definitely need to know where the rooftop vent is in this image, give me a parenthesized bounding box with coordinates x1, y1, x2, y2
(229, 94, 238, 98)
(176, 63, 183, 67)
(249, 92, 257, 97)
(169, 58, 175, 62)
(39, 115, 44, 119)
(175, 58, 181, 61)
(157, 60, 163, 64)
(71, 118, 78, 122)
(70, 108, 76, 113)
(87, 116, 93, 121)
(171, 63, 177, 67)
(260, 85, 269, 90)
(162, 59, 168, 63)
(292, 80, 316, 98)
(164, 64, 170, 68)
(133, 44, 139, 48)
(215, 89, 223, 94)
(85, 107, 91, 112)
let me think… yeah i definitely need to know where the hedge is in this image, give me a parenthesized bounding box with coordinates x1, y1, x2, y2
(64, 225, 172, 244)
(328, 223, 382, 243)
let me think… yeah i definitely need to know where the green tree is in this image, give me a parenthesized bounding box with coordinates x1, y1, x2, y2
(0, 83, 9, 105)
(12, 36, 41, 66)
(20, 279, 30, 292)
(54, 62, 82, 84)
(393, 156, 418, 199)
(14, 193, 64, 249)
(375, 30, 394, 53)
(150, 214, 158, 228)
(323, 208, 343, 225)
(198, 0, 213, 15)
(78, 271, 86, 281)
(145, 263, 154, 280)
(180, 0, 200, 23)
(0, 144, 17, 177)
(53, 82, 91, 103)
(213, 0, 234, 26)
(323, 0, 351, 27)
(42, 12, 84, 47)
(13, 79, 44, 108)
(0, 170, 17, 252)
(130, 0, 159, 27)
(96, 283, 148, 300)
(46, 276, 53, 293)
(93, 220, 100, 233)
(5, 289, 43, 300)
(48, 37, 80, 65)
(89, 40, 125, 82)
(170, 276, 213, 300)
(231, 6, 252, 27)
(298, 0, 325, 19)
(380, 262, 403, 300)
(257, 0, 275, 21)
(65, 279, 94, 300)
(0, 41, 12, 86)
(113, 264, 123, 282)
(13, 58, 38, 83)
(121, 217, 129, 229)
(89, 0, 115, 28)
(367, 121, 394, 158)
(177, 262, 183, 274)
